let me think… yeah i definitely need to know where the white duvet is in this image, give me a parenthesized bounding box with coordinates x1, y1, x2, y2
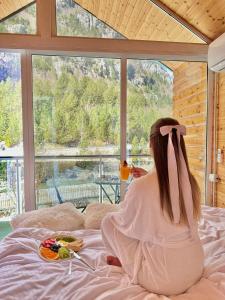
(0, 205, 225, 300)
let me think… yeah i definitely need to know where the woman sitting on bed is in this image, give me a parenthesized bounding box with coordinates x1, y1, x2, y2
(101, 117, 204, 296)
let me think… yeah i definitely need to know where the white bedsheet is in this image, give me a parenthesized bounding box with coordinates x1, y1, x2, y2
(0, 205, 225, 300)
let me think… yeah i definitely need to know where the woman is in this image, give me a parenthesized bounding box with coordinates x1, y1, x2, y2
(101, 117, 204, 296)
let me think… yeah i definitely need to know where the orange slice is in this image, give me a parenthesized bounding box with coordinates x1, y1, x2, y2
(40, 246, 59, 260)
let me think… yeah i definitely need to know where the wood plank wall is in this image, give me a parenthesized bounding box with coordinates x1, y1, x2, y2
(172, 62, 207, 202)
(216, 73, 225, 207)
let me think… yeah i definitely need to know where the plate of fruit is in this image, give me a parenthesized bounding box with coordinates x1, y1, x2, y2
(39, 235, 83, 261)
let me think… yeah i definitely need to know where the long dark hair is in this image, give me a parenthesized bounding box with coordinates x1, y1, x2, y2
(150, 118, 201, 224)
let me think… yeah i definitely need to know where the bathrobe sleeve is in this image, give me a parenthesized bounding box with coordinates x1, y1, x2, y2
(106, 178, 158, 241)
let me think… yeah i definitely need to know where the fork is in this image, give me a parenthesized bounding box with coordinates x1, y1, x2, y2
(69, 250, 95, 271)
(68, 260, 72, 275)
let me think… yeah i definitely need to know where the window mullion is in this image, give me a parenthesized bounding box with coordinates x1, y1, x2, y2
(21, 51, 36, 211)
(120, 58, 127, 200)
(36, 0, 56, 38)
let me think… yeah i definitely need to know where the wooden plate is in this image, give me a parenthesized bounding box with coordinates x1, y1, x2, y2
(38, 235, 77, 262)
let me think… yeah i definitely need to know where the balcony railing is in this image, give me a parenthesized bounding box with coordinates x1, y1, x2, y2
(0, 157, 24, 219)
(0, 154, 152, 219)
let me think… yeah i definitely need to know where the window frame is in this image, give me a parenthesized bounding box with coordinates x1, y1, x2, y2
(0, 0, 213, 210)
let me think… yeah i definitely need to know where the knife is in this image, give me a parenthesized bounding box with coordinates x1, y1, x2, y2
(71, 251, 95, 271)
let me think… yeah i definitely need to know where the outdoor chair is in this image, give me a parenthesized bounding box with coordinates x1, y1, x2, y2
(54, 185, 89, 212)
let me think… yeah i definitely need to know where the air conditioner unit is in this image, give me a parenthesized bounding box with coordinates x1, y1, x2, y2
(208, 32, 225, 72)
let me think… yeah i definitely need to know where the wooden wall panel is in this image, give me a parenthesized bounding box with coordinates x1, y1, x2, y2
(173, 62, 207, 202)
(216, 73, 225, 208)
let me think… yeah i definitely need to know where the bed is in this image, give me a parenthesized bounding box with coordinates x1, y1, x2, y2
(0, 205, 225, 300)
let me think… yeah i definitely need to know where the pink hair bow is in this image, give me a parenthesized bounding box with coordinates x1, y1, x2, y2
(160, 125, 194, 233)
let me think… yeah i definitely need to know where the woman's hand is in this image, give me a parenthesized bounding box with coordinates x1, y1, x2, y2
(131, 167, 148, 178)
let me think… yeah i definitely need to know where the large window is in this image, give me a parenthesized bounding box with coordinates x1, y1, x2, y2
(32, 55, 120, 208)
(31, 55, 207, 209)
(0, 53, 208, 215)
(127, 59, 207, 201)
(0, 2, 209, 213)
(0, 52, 24, 220)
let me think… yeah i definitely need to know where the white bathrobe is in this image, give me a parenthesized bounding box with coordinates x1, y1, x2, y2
(101, 171, 204, 296)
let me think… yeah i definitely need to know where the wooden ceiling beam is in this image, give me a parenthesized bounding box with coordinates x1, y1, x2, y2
(148, 0, 212, 44)
(0, 34, 208, 62)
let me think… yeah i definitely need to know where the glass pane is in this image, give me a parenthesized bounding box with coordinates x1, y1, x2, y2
(0, 3, 36, 34)
(0, 52, 24, 222)
(56, 0, 124, 38)
(127, 59, 207, 203)
(35, 157, 120, 208)
(127, 60, 173, 156)
(32, 55, 120, 209)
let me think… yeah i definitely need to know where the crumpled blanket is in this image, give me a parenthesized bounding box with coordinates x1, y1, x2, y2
(0, 205, 224, 300)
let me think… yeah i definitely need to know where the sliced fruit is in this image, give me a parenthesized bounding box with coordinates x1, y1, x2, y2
(58, 247, 70, 259)
(40, 246, 59, 260)
(50, 243, 61, 252)
(41, 238, 56, 248)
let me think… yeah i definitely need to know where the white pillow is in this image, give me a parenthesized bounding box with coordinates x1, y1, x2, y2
(84, 203, 119, 229)
(11, 203, 85, 231)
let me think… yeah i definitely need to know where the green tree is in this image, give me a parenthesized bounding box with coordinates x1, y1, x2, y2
(0, 80, 22, 146)
(131, 136, 140, 155)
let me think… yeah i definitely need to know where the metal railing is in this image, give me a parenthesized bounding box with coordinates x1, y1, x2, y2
(0, 157, 23, 218)
(0, 154, 151, 217)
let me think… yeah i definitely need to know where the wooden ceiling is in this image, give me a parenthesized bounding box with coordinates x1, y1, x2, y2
(0, 0, 32, 20)
(0, 0, 225, 43)
(75, 0, 202, 43)
(160, 0, 225, 40)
